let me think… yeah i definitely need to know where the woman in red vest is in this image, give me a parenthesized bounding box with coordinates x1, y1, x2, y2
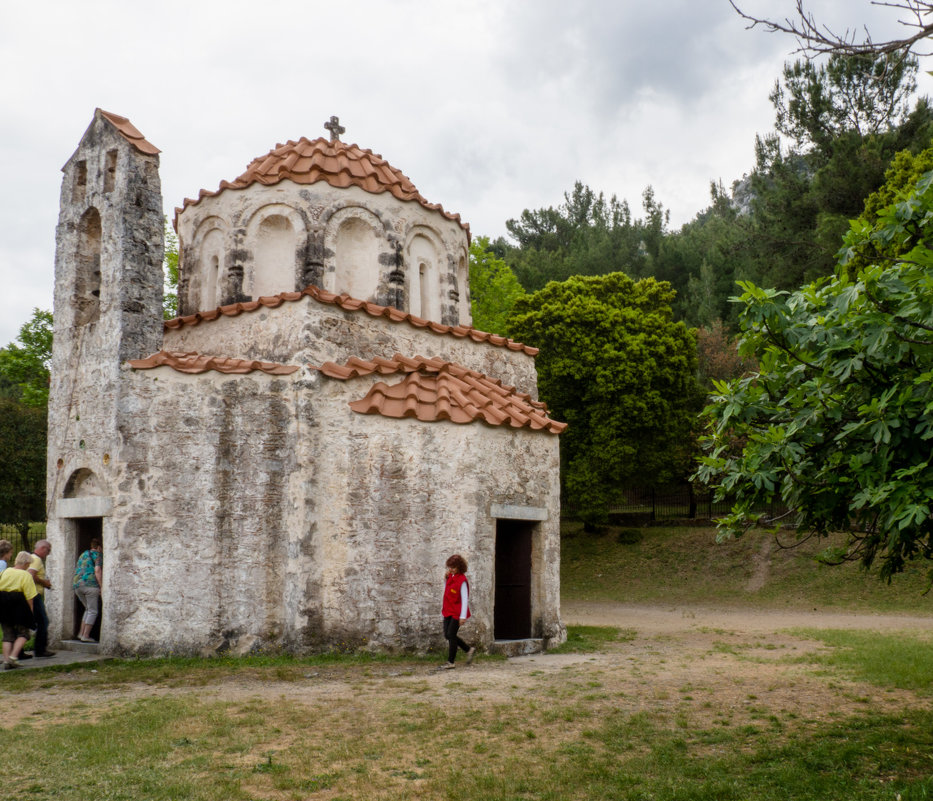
(441, 554, 475, 669)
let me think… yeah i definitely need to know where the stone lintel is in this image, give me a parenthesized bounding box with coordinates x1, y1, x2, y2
(57, 497, 112, 518)
(490, 503, 548, 521)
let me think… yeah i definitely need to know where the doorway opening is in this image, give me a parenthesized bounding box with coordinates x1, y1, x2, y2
(494, 519, 535, 640)
(71, 517, 103, 641)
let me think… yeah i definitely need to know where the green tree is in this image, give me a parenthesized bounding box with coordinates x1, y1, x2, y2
(770, 54, 917, 154)
(163, 218, 179, 319)
(730, 54, 933, 295)
(0, 308, 52, 408)
(468, 237, 525, 335)
(861, 142, 933, 220)
(696, 169, 933, 581)
(0, 398, 46, 543)
(507, 273, 700, 527)
(0, 309, 51, 539)
(839, 140, 933, 278)
(653, 182, 756, 327)
(502, 181, 667, 292)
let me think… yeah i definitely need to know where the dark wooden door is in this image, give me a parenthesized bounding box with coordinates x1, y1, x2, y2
(73, 518, 103, 640)
(494, 519, 533, 639)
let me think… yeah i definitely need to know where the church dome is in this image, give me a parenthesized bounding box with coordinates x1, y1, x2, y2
(177, 136, 468, 235)
(174, 117, 472, 327)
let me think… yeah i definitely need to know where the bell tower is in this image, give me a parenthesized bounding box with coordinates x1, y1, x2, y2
(45, 109, 164, 648)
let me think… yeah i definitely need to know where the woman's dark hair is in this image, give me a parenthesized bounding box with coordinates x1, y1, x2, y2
(446, 554, 467, 574)
(90, 538, 101, 550)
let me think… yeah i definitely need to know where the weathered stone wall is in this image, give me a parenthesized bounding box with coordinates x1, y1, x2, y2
(104, 368, 299, 654)
(308, 371, 563, 651)
(163, 295, 540, 399)
(45, 110, 164, 647)
(176, 183, 471, 326)
(73, 364, 561, 656)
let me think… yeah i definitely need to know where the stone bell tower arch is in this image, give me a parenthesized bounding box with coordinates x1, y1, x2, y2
(45, 109, 164, 648)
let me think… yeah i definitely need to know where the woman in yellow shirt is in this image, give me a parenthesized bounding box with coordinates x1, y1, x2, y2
(0, 552, 37, 669)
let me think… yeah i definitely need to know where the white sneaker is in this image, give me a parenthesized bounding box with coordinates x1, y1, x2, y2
(440, 662, 455, 670)
(465, 647, 476, 665)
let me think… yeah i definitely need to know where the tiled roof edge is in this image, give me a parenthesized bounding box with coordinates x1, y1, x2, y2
(315, 353, 549, 410)
(98, 109, 160, 156)
(163, 286, 539, 357)
(317, 354, 566, 435)
(174, 136, 469, 239)
(128, 350, 299, 376)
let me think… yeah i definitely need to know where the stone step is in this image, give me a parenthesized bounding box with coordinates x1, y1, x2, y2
(60, 639, 100, 654)
(488, 638, 544, 657)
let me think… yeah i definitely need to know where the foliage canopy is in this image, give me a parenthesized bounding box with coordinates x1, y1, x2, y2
(468, 236, 524, 335)
(508, 273, 700, 525)
(501, 181, 668, 293)
(697, 169, 933, 580)
(163, 219, 179, 319)
(0, 308, 51, 534)
(0, 308, 52, 408)
(0, 398, 46, 537)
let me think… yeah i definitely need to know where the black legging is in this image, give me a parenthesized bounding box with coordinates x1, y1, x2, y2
(443, 616, 470, 663)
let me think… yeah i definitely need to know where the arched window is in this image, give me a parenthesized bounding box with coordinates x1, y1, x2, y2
(74, 207, 102, 326)
(251, 214, 296, 299)
(63, 467, 102, 498)
(408, 233, 439, 321)
(457, 253, 471, 326)
(72, 161, 87, 203)
(334, 217, 380, 301)
(419, 262, 432, 320)
(199, 229, 225, 310)
(103, 150, 118, 193)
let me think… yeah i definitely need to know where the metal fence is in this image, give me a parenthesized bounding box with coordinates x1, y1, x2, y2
(0, 523, 44, 554)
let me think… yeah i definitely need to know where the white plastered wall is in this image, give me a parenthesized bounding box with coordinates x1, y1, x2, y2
(176, 181, 471, 325)
(323, 206, 385, 300)
(244, 203, 307, 299)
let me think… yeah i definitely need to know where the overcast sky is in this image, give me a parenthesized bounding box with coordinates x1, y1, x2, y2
(0, 0, 926, 346)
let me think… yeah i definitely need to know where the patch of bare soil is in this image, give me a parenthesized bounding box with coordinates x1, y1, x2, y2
(6, 603, 932, 733)
(745, 536, 772, 592)
(562, 600, 933, 634)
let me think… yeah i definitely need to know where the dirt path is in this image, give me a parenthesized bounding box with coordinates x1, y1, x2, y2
(6, 603, 932, 733)
(563, 599, 933, 634)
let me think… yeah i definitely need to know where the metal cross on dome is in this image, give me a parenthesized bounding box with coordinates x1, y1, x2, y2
(324, 115, 345, 142)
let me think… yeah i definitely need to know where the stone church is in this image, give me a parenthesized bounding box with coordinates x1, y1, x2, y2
(44, 108, 565, 657)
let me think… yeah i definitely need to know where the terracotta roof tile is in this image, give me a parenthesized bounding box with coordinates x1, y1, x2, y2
(163, 285, 539, 357)
(175, 137, 469, 239)
(317, 354, 566, 434)
(98, 109, 160, 155)
(128, 350, 298, 375)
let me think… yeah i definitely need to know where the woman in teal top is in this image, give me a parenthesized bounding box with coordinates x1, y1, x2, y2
(73, 538, 102, 642)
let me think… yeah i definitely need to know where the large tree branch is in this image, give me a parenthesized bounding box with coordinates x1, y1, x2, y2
(863, 285, 933, 333)
(730, 0, 933, 57)
(761, 319, 822, 370)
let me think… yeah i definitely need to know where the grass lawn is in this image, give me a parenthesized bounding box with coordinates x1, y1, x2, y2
(1, 523, 932, 800)
(561, 520, 933, 613)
